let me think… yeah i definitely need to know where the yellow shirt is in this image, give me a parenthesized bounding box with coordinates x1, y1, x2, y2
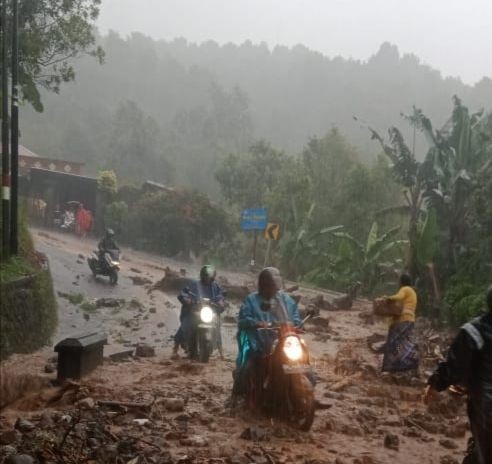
(388, 286, 417, 323)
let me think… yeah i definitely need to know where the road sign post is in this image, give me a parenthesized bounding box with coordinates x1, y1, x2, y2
(241, 208, 267, 267)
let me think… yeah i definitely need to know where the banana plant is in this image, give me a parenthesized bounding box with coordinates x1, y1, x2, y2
(328, 222, 408, 293)
(279, 199, 343, 279)
(408, 97, 492, 273)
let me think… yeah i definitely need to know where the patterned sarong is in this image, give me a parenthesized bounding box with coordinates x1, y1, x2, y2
(382, 321, 419, 372)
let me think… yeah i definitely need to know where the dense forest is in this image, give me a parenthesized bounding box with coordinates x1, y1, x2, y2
(21, 33, 492, 192)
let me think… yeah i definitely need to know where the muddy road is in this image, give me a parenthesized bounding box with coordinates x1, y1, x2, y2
(0, 229, 469, 463)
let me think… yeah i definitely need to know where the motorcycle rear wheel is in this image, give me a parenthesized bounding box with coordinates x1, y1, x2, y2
(88, 259, 98, 277)
(109, 270, 118, 285)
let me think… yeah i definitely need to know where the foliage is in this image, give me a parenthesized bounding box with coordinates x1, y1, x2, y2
(0, 210, 57, 359)
(411, 97, 492, 276)
(97, 170, 118, 196)
(216, 140, 288, 208)
(0, 255, 33, 282)
(104, 201, 128, 235)
(104, 101, 173, 184)
(305, 222, 406, 293)
(369, 125, 428, 278)
(3, 0, 104, 112)
(444, 278, 488, 326)
(123, 190, 232, 259)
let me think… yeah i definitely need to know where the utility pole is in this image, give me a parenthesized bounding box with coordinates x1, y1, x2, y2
(10, 0, 18, 254)
(1, 0, 11, 258)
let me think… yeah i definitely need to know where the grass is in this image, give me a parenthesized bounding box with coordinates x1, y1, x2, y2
(80, 300, 97, 313)
(0, 255, 34, 283)
(67, 292, 85, 305)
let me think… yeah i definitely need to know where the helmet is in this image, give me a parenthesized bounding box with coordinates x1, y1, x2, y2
(200, 265, 216, 281)
(106, 228, 115, 237)
(259, 267, 283, 291)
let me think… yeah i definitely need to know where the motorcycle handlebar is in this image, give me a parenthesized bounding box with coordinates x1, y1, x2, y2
(257, 313, 315, 332)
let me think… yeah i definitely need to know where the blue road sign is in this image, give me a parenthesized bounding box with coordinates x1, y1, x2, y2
(241, 208, 268, 231)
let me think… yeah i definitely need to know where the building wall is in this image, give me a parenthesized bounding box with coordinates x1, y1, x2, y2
(19, 155, 83, 176)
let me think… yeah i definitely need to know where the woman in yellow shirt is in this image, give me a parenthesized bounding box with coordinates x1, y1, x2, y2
(381, 273, 420, 373)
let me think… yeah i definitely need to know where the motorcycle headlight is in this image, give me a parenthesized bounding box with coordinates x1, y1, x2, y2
(283, 336, 303, 361)
(200, 306, 214, 323)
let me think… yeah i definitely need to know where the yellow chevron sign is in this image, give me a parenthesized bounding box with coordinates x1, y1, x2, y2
(264, 222, 280, 241)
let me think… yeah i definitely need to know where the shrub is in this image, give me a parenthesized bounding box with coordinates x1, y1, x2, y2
(444, 278, 488, 326)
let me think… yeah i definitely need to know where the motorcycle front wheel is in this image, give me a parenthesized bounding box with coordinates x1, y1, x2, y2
(289, 375, 315, 431)
(197, 330, 213, 363)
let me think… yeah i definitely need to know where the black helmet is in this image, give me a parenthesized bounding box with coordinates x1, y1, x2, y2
(106, 228, 115, 237)
(200, 265, 216, 281)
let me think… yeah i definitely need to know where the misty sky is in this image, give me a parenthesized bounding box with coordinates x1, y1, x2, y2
(98, 0, 492, 85)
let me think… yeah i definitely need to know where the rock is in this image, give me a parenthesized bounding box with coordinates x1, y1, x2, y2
(227, 456, 250, 464)
(130, 267, 142, 274)
(444, 421, 468, 438)
(44, 363, 55, 374)
(149, 307, 157, 314)
(353, 458, 375, 464)
(77, 397, 95, 410)
(0, 445, 17, 457)
(96, 297, 123, 308)
(240, 426, 269, 441)
(439, 439, 459, 450)
(179, 436, 208, 447)
(157, 322, 165, 328)
(440, 456, 459, 464)
(135, 343, 155, 358)
(308, 316, 331, 331)
(129, 276, 152, 286)
(133, 418, 150, 426)
(0, 431, 21, 446)
(384, 433, 399, 451)
(78, 254, 85, 259)
(39, 411, 54, 429)
(14, 419, 35, 433)
(164, 398, 185, 412)
(87, 438, 99, 448)
(5, 455, 35, 464)
(109, 349, 134, 362)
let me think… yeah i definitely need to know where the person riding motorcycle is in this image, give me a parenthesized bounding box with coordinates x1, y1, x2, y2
(232, 267, 303, 397)
(98, 228, 120, 253)
(98, 229, 120, 264)
(172, 265, 225, 359)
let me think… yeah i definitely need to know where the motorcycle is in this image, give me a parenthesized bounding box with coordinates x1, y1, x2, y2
(187, 298, 222, 363)
(60, 211, 75, 232)
(248, 314, 316, 431)
(87, 249, 120, 285)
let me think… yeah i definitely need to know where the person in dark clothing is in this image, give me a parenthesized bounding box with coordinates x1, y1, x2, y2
(98, 228, 120, 253)
(172, 265, 225, 359)
(425, 286, 492, 464)
(97, 228, 120, 267)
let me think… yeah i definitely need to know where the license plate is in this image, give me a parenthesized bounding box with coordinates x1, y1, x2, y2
(282, 364, 310, 375)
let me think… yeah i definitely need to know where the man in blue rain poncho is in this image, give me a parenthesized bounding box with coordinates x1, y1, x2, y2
(232, 267, 303, 396)
(173, 265, 225, 359)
